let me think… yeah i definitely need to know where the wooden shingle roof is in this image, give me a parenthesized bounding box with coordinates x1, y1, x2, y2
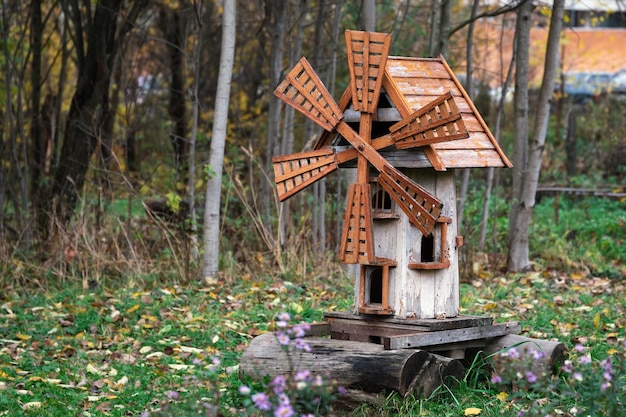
(314, 55, 512, 170)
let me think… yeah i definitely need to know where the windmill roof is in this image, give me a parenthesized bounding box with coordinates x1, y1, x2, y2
(314, 55, 512, 170)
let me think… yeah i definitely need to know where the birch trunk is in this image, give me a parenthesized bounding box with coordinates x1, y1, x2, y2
(202, 0, 236, 279)
(507, 0, 564, 272)
(506, 1, 532, 271)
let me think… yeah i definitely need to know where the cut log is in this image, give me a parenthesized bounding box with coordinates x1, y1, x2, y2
(240, 332, 464, 398)
(483, 334, 567, 378)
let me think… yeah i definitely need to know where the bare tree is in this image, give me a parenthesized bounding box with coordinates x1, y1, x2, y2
(202, 0, 236, 279)
(48, 0, 148, 227)
(507, 0, 565, 272)
(456, 0, 480, 236)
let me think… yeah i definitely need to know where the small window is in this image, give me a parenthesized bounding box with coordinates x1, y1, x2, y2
(369, 268, 383, 304)
(371, 189, 392, 213)
(408, 217, 452, 270)
(420, 234, 435, 263)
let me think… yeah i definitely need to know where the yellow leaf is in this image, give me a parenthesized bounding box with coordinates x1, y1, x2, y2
(86, 363, 103, 375)
(608, 348, 618, 355)
(465, 407, 482, 415)
(593, 312, 602, 329)
(484, 302, 497, 311)
(496, 391, 508, 401)
(15, 332, 31, 341)
(290, 302, 304, 314)
(126, 304, 140, 313)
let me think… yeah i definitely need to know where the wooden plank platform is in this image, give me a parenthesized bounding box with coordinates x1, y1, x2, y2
(324, 311, 520, 351)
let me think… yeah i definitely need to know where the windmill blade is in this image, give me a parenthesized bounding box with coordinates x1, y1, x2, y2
(273, 148, 338, 202)
(377, 166, 442, 236)
(272, 135, 396, 201)
(345, 30, 392, 113)
(390, 91, 470, 150)
(274, 57, 343, 132)
(336, 122, 443, 235)
(340, 183, 375, 264)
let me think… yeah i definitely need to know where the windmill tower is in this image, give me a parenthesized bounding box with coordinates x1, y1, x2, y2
(273, 30, 511, 321)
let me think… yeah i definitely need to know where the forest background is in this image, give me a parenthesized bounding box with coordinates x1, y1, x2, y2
(0, 0, 625, 287)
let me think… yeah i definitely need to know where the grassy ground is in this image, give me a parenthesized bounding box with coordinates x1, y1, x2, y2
(1, 196, 625, 416)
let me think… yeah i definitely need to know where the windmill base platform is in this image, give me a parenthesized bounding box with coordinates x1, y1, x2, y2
(240, 312, 566, 403)
(324, 311, 521, 353)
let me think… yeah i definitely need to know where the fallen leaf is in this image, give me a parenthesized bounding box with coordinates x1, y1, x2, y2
(21, 402, 42, 410)
(464, 407, 482, 415)
(15, 333, 31, 341)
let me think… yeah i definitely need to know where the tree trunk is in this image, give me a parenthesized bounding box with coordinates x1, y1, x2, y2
(565, 106, 578, 177)
(202, 0, 236, 279)
(263, 0, 287, 232)
(508, 0, 564, 272)
(437, 0, 451, 57)
(361, 0, 376, 31)
(456, 0, 480, 236)
(506, 0, 532, 271)
(160, 5, 189, 169)
(49, 0, 122, 225)
(479, 15, 515, 251)
(240, 332, 464, 398)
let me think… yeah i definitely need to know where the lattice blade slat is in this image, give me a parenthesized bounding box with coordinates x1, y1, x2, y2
(345, 30, 392, 113)
(273, 148, 338, 201)
(377, 166, 443, 236)
(340, 183, 375, 264)
(274, 57, 343, 132)
(390, 91, 470, 149)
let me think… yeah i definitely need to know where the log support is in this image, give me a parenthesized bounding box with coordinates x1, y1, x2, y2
(239, 315, 565, 403)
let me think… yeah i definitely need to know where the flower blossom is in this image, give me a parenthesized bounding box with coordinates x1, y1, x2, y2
(252, 392, 271, 411)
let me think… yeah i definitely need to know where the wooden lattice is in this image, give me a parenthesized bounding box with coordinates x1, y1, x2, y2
(377, 166, 443, 236)
(340, 183, 375, 264)
(390, 91, 469, 149)
(273, 148, 338, 202)
(345, 30, 392, 114)
(273, 57, 343, 132)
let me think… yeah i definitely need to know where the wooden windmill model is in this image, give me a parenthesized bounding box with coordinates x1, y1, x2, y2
(273, 30, 510, 320)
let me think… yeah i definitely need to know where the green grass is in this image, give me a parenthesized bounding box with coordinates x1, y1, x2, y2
(1, 196, 625, 416)
(1, 270, 624, 416)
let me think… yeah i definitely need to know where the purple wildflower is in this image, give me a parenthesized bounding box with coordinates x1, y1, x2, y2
(252, 392, 271, 411)
(278, 392, 290, 405)
(562, 360, 574, 373)
(274, 403, 294, 417)
(531, 349, 546, 360)
(277, 331, 290, 345)
(574, 344, 585, 353)
(272, 375, 287, 394)
(192, 357, 203, 366)
(277, 312, 291, 322)
(313, 375, 323, 386)
(165, 390, 179, 400)
(508, 347, 520, 359)
(603, 371, 612, 381)
(573, 372, 583, 382)
(292, 324, 310, 338)
(601, 382, 611, 392)
(238, 385, 251, 395)
(579, 354, 591, 364)
(294, 370, 311, 382)
(294, 338, 311, 352)
(526, 371, 537, 383)
(337, 386, 347, 395)
(491, 374, 503, 384)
